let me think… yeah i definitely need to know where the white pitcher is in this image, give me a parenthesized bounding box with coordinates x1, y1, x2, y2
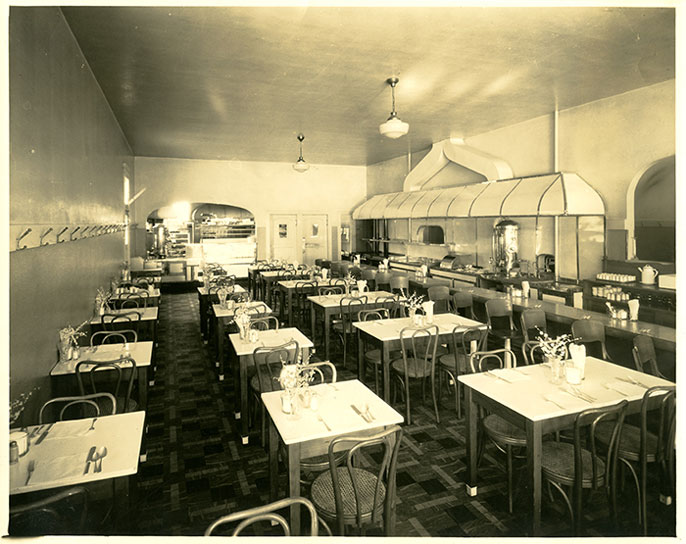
(356, 280, 368, 293)
(638, 265, 658, 285)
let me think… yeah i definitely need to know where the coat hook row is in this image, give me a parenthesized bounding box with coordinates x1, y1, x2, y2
(12, 223, 127, 251)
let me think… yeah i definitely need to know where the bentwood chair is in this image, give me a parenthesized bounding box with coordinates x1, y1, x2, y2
(294, 281, 316, 329)
(632, 335, 667, 379)
(357, 308, 391, 394)
(205, 497, 328, 536)
(451, 292, 475, 319)
(310, 425, 403, 536)
(391, 325, 440, 425)
(318, 286, 343, 296)
(571, 319, 611, 361)
(374, 295, 405, 318)
(596, 386, 675, 535)
(120, 293, 149, 309)
(438, 327, 487, 419)
(469, 348, 527, 513)
(541, 400, 628, 536)
(102, 312, 141, 336)
(9, 487, 89, 536)
(520, 308, 547, 343)
(361, 268, 377, 290)
(389, 275, 409, 296)
(427, 286, 451, 314)
(521, 340, 546, 366)
(334, 296, 367, 366)
(485, 299, 522, 363)
(375, 271, 392, 292)
(250, 340, 300, 445)
(250, 316, 279, 331)
(38, 393, 117, 424)
(90, 329, 138, 346)
(76, 356, 138, 414)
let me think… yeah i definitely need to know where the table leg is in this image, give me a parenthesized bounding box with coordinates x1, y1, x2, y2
(234, 353, 241, 420)
(504, 338, 512, 368)
(218, 317, 226, 381)
(287, 290, 294, 327)
(357, 330, 364, 381)
(240, 355, 249, 444)
(324, 310, 331, 361)
(527, 420, 543, 536)
(310, 302, 316, 346)
(382, 343, 391, 403)
(138, 367, 148, 410)
(199, 293, 207, 340)
(113, 475, 132, 533)
(464, 387, 478, 497)
(269, 417, 279, 502)
(288, 443, 302, 536)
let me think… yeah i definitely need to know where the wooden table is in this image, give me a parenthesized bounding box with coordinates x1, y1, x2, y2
(9, 411, 145, 532)
(263, 379, 403, 535)
(458, 357, 675, 536)
(451, 285, 676, 352)
(213, 301, 272, 382)
(50, 341, 154, 413)
(308, 290, 399, 361)
(89, 307, 158, 344)
(197, 284, 246, 340)
(277, 278, 341, 327)
(260, 271, 308, 308)
(353, 313, 487, 402)
(409, 276, 451, 296)
(131, 267, 163, 278)
(109, 288, 161, 308)
(228, 327, 313, 444)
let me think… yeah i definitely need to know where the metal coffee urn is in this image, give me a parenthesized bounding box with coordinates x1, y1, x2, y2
(492, 219, 519, 275)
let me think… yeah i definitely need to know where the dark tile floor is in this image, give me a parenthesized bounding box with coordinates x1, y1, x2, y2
(129, 287, 675, 537)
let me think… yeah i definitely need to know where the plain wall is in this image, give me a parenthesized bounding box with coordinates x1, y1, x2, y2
(132, 157, 367, 262)
(9, 7, 133, 420)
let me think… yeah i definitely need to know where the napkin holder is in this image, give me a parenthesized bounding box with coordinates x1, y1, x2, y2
(421, 301, 435, 323)
(521, 280, 530, 298)
(628, 299, 640, 321)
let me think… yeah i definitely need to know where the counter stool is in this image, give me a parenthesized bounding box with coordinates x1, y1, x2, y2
(485, 298, 522, 367)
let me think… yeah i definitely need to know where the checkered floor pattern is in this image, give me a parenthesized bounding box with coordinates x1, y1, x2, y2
(129, 288, 675, 537)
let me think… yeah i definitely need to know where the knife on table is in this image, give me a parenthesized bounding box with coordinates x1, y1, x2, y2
(34, 423, 54, 445)
(351, 404, 371, 423)
(83, 446, 97, 475)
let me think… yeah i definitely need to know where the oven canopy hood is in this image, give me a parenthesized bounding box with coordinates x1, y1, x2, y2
(352, 173, 605, 220)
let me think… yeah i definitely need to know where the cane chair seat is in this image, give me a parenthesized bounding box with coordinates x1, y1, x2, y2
(390, 357, 432, 379)
(482, 414, 527, 445)
(541, 441, 606, 485)
(311, 467, 386, 521)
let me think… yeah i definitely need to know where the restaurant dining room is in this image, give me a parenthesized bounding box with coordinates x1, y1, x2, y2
(4, 2, 683, 539)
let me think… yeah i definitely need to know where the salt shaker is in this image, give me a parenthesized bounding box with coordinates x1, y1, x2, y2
(10, 441, 19, 465)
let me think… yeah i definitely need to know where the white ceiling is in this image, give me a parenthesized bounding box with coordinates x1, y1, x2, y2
(60, 5, 675, 166)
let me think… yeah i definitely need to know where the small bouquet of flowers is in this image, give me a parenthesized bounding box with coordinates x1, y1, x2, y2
(95, 287, 111, 316)
(58, 320, 88, 361)
(10, 386, 39, 428)
(233, 306, 252, 339)
(536, 329, 576, 360)
(400, 289, 424, 315)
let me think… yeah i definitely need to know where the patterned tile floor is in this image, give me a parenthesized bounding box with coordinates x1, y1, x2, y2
(129, 287, 675, 537)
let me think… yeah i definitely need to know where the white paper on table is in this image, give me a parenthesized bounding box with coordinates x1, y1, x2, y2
(605, 381, 645, 396)
(43, 420, 93, 440)
(543, 391, 586, 410)
(31, 454, 87, 484)
(498, 368, 530, 383)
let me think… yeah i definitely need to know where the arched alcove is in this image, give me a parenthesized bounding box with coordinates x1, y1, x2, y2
(626, 156, 675, 262)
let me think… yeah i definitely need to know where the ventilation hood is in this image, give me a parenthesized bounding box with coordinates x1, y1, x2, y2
(352, 172, 605, 220)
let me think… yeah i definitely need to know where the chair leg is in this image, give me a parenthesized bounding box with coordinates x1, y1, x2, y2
(506, 445, 513, 514)
(431, 372, 440, 424)
(404, 377, 411, 426)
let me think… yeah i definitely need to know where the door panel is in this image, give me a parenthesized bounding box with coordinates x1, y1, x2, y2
(301, 214, 328, 266)
(271, 214, 298, 262)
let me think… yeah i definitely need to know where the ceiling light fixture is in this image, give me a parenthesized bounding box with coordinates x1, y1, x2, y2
(379, 77, 409, 139)
(292, 133, 310, 173)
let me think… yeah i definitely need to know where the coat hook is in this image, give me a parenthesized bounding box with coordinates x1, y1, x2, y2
(81, 226, 91, 237)
(16, 227, 32, 250)
(70, 226, 81, 241)
(56, 226, 68, 243)
(39, 227, 54, 246)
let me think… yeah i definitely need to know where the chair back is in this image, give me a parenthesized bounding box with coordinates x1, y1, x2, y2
(520, 308, 547, 343)
(571, 401, 628, 495)
(102, 311, 141, 334)
(133, 279, 149, 290)
(375, 271, 393, 291)
(427, 286, 451, 313)
(229, 291, 250, 303)
(451, 292, 475, 319)
(469, 348, 516, 373)
(250, 316, 279, 331)
(325, 425, 403, 535)
(640, 386, 676, 472)
(252, 340, 300, 393)
(76, 356, 137, 413)
(204, 497, 322, 536)
(374, 295, 404, 318)
(9, 486, 89, 536)
(121, 293, 148, 309)
(330, 262, 343, 278)
(521, 340, 545, 365)
(39, 393, 117, 423)
(399, 325, 440, 377)
(632, 335, 663, 377)
(450, 327, 487, 367)
(301, 360, 337, 384)
(361, 268, 377, 289)
(485, 298, 516, 333)
(358, 308, 390, 322)
(90, 329, 137, 346)
(571, 319, 610, 360)
(389, 275, 409, 295)
(319, 286, 343, 296)
(340, 296, 368, 337)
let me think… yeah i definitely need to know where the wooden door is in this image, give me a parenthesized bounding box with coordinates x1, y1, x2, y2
(270, 214, 298, 262)
(301, 214, 328, 266)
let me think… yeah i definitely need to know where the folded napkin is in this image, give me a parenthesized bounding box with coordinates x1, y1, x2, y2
(498, 368, 530, 383)
(44, 420, 93, 441)
(31, 454, 86, 484)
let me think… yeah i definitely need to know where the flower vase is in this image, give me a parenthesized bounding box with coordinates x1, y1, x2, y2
(281, 389, 297, 414)
(546, 356, 564, 385)
(99, 304, 105, 316)
(239, 324, 247, 340)
(58, 336, 71, 362)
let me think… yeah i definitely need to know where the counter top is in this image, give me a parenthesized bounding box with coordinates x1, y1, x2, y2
(583, 278, 676, 297)
(450, 285, 676, 352)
